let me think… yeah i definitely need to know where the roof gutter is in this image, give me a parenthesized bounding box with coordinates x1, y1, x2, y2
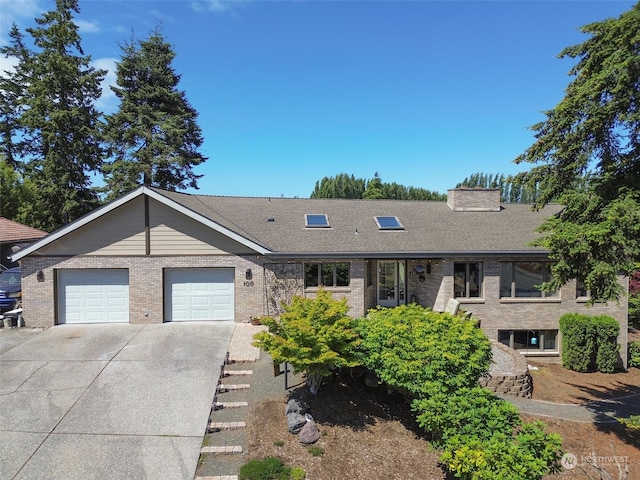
(265, 250, 551, 260)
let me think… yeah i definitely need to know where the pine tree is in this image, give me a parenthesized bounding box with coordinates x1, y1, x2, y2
(102, 30, 207, 199)
(15, 0, 105, 230)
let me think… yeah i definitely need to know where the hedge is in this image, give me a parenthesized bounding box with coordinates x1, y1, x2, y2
(559, 313, 620, 372)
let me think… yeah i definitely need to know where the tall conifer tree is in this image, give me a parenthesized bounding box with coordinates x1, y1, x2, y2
(102, 30, 206, 199)
(16, 0, 106, 230)
(0, 25, 32, 171)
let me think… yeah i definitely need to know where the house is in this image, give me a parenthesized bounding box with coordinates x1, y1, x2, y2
(11, 186, 628, 366)
(0, 217, 48, 270)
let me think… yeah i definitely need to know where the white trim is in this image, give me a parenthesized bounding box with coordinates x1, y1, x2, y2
(11, 186, 270, 262)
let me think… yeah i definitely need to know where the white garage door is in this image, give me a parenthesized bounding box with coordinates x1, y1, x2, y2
(58, 269, 129, 324)
(165, 268, 234, 322)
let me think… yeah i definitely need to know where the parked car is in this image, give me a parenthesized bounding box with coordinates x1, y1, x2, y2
(0, 267, 21, 313)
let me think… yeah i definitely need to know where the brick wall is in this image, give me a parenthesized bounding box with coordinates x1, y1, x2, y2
(20, 255, 267, 328)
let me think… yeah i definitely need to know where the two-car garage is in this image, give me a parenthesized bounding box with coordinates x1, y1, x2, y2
(57, 268, 234, 324)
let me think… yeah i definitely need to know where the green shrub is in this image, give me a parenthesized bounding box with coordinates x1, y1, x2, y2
(253, 288, 361, 395)
(593, 315, 619, 372)
(355, 304, 562, 480)
(617, 414, 640, 429)
(629, 341, 640, 368)
(239, 457, 291, 480)
(413, 387, 520, 447)
(440, 423, 562, 480)
(559, 313, 620, 372)
(559, 313, 595, 372)
(355, 304, 491, 398)
(290, 467, 306, 480)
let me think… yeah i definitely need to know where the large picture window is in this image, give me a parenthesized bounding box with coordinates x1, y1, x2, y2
(454, 262, 482, 298)
(500, 262, 557, 298)
(498, 330, 558, 352)
(305, 263, 350, 288)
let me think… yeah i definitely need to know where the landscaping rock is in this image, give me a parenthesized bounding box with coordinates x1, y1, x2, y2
(285, 398, 310, 416)
(298, 419, 321, 444)
(286, 412, 307, 434)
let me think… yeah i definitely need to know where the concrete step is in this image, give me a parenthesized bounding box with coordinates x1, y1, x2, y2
(217, 383, 250, 392)
(195, 476, 239, 480)
(223, 369, 253, 376)
(208, 421, 246, 431)
(200, 445, 243, 454)
(214, 401, 249, 410)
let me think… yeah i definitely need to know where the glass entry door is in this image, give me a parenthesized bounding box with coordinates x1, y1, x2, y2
(377, 260, 406, 307)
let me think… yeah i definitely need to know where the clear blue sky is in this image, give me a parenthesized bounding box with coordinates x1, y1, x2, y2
(0, 0, 636, 198)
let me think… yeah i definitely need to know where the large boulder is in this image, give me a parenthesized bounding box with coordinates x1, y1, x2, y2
(298, 419, 321, 444)
(285, 398, 310, 416)
(286, 412, 307, 434)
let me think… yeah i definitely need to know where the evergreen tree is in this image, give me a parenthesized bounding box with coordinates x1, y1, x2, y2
(363, 172, 385, 199)
(310, 173, 366, 199)
(0, 156, 39, 226)
(0, 24, 32, 171)
(102, 30, 207, 199)
(516, 3, 640, 301)
(457, 172, 542, 204)
(311, 172, 445, 200)
(9, 0, 106, 231)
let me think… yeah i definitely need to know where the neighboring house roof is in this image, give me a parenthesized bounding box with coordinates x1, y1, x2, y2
(0, 217, 47, 243)
(12, 186, 563, 262)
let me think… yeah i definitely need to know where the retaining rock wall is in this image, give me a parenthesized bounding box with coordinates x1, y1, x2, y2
(479, 341, 532, 398)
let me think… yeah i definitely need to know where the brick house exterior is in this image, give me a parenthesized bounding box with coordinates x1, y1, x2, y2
(12, 186, 628, 367)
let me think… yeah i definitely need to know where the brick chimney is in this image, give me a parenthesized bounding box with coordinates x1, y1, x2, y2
(446, 188, 501, 211)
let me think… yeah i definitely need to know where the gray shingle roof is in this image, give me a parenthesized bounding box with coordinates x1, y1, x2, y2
(153, 188, 562, 258)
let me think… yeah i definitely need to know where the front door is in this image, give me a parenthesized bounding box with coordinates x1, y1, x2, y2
(377, 260, 406, 307)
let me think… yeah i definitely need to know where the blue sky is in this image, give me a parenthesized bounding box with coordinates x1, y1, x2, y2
(0, 0, 635, 198)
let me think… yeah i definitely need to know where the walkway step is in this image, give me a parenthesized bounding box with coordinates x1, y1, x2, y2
(208, 421, 246, 431)
(223, 369, 253, 376)
(214, 401, 249, 409)
(200, 445, 243, 454)
(195, 476, 238, 480)
(217, 383, 250, 391)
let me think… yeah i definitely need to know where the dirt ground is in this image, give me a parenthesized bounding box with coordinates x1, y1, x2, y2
(527, 333, 640, 480)
(245, 333, 640, 480)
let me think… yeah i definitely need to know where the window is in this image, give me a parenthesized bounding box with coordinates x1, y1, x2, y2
(499, 330, 558, 352)
(454, 262, 483, 298)
(374, 216, 404, 230)
(576, 279, 590, 298)
(305, 214, 330, 228)
(305, 263, 350, 288)
(500, 262, 557, 298)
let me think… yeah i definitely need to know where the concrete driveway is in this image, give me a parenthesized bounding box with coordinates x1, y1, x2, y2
(0, 322, 235, 480)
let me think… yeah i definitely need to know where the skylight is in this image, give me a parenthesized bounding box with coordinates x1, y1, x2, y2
(374, 216, 404, 230)
(305, 214, 330, 228)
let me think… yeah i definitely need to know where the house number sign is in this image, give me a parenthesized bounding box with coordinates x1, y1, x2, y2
(243, 281, 255, 287)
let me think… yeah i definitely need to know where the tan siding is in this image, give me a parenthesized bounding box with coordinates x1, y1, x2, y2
(148, 200, 255, 255)
(37, 197, 146, 256)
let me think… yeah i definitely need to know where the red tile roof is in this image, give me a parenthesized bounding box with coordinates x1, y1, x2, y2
(0, 217, 48, 243)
